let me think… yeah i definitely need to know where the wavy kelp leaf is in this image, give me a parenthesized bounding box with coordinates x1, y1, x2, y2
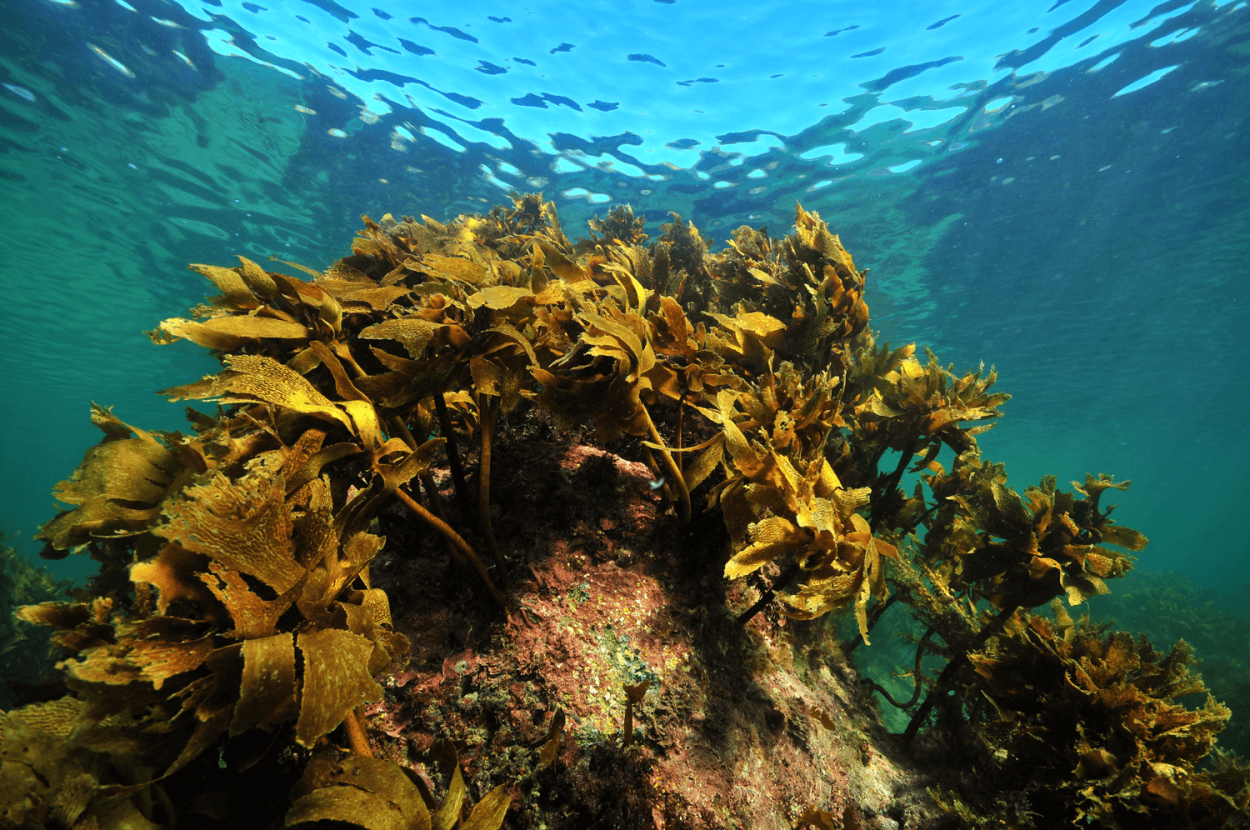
(237, 255, 279, 299)
(294, 628, 383, 748)
(14, 599, 115, 654)
(130, 544, 222, 620)
(212, 352, 345, 415)
(300, 530, 385, 626)
(675, 432, 725, 494)
(155, 471, 301, 595)
(795, 806, 838, 830)
(283, 441, 361, 496)
(462, 784, 511, 830)
(286, 753, 433, 830)
(86, 402, 148, 441)
(356, 351, 459, 411)
(724, 516, 807, 579)
(470, 355, 503, 399)
(1071, 472, 1130, 501)
(321, 258, 374, 284)
(779, 512, 888, 640)
(370, 438, 442, 498)
(337, 399, 382, 450)
(163, 354, 356, 434)
(340, 599, 401, 677)
(792, 204, 851, 267)
(1071, 473, 1148, 550)
(467, 284, 534, 310)
(913, 454, 1140, 616)
(189, 263, 261, 310)
(571, 304, 655, 377)
(432, 765, 466, 830)
(358, 587, 392, 625)
(538, 710, 566, 766)
(1059, 570, 1110, 607)
(38, 500, 163, 553)
(849, 340, 915, 399)
(740, 204, 871, 365)
(536, 239, 590, 283)
(648, 295, 696, 357)
(151, 316, 312, 350)
(306, 341, 369, 404)
(272, 276, 343, 338)
(416, 253, 488, 285)
(231, 632, 297, 735)
(717, 407, 892, 633)
(490, 321, 540, 367)
(359, 316, 446, 360)
(56, 616, 215, 707)
(588, 204, 649, 246)
(121, 617, 217, 691)
(657, 212, 708, 282)
(1099, 524, 1148, 551)
(413, 758, 512, 830)
(853, 350, 1010, 465)
(337, 284, 411, 310)
(622, 679, 650, 747)
(532, 367, 628, 435)
(989, 480, 1033, 531)
(37, 406, 185, 550)
(707, 310, 786, 371)
(199, 559, 298, 639)
(292, 481, 345, 621)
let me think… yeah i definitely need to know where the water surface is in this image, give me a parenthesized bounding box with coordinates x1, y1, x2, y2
(1, 0, 1246, 617)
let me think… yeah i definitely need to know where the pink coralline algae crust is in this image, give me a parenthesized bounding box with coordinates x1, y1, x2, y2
(361, 430, 940, 829)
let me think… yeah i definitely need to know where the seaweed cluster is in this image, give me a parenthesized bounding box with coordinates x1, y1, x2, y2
(843, 401, 1250, 824)
(1090, 571, 1250, 763)
(0, 533, 70, 710)
(3, 193, 1247, 828)
(952, 602, 1249, 828)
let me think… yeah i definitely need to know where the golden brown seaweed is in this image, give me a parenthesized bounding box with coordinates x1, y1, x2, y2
(14, 193, 1245, 829)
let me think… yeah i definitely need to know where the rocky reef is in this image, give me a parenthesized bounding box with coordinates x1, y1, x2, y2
(2, 194, 1246, 829)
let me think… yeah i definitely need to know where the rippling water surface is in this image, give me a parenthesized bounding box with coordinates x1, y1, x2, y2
(1, 0, 1247, 614)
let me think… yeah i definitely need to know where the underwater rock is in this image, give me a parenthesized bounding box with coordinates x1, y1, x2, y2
(360, 431, 941, 829)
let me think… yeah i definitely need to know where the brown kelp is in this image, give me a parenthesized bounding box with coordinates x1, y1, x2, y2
(960, 603, 1246, 828)
(1093, 570, 1250, 763)
(5, 193, 1246, 828)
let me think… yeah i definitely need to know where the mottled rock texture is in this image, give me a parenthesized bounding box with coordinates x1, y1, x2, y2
(362, 418, 940, 830)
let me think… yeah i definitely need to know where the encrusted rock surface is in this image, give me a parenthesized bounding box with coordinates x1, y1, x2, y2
(362, 421, 941, 829)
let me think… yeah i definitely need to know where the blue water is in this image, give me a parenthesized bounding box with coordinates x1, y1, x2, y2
(1, 0, 1247, 617)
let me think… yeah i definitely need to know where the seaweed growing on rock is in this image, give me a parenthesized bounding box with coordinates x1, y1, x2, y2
(4, 193, 1246, 829)
(0, 533, 70, 709)
(935, 602, 1250, 828)
(1091, 570, 1250, 762)
(11, 412, 420, 825)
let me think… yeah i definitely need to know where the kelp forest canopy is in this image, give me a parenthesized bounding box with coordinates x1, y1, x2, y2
(40, 192, 1113, 640)
(8, 192, 1245, 830)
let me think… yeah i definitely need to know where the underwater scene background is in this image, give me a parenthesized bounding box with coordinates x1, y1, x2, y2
(1, 0, 1249, 822)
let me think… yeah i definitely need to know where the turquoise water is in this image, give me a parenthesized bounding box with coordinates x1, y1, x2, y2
(1, 0, 1246, 614)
